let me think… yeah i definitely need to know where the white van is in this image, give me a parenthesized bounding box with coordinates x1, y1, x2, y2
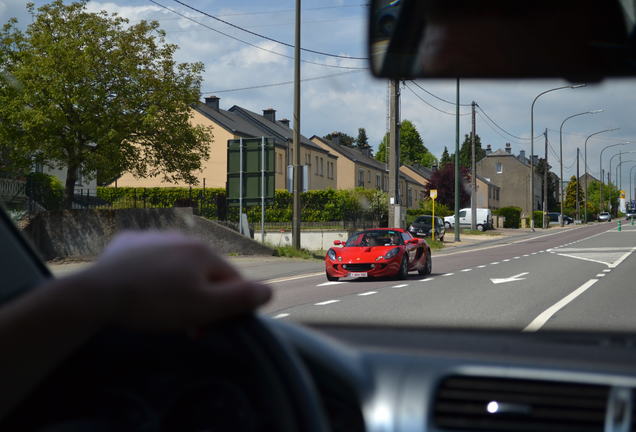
(444, 208, 493, 231)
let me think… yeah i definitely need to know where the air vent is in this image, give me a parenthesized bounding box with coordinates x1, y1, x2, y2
(433, 376, 608, 432)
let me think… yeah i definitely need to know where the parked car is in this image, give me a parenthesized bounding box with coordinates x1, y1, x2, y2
(547, 212, 574, 225)
(598, 212, 612, 222)
(408, 215, 445, 241)
(325, 228, 431, 281)
(626, 209, 636, 220)
(444, 208, 493, 231)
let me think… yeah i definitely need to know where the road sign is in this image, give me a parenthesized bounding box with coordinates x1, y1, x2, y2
(227, 137, 275, 206)
(430, 189, 438, 200)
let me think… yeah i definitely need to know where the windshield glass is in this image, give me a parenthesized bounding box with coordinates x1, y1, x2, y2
(2, 1, 636, 334)
(345, 230, 404, 247)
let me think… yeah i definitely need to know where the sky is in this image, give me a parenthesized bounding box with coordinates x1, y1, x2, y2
(3, 0, 636, 191)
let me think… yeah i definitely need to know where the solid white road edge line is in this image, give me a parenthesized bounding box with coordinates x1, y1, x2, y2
(265, 272, 325, 284)
(609, 247, 636, 268)
(314, 299, 340, 306)
(523, 279, 598, 332)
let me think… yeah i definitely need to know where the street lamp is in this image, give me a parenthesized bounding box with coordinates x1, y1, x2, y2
(609, 151, 636, 186)
(559, 110, 602, 226)
(583, 128, 620, 222)
(599, 142, 631, 212)
(616, 160, 635, 192)
(530, 83, 586, 230)
(630, 165, 636, 203)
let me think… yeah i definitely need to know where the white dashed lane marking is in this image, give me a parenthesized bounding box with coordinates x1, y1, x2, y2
(442, 273, 454, 277)
(478, 265, 487, 268)
(315, 300, 340, 306)
(420, 277, 435, 282)
(273, 313, 289, 319)
(603, 269, 611, 272)
(317, 281, 345, 287)
(392, 284, 408, 288)
(491, 262, 500, 265)
(358, 291, 377, 296)
(461, 269, 472, 272)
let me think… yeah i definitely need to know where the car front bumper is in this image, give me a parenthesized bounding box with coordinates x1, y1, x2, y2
(325, 259, 401, 278)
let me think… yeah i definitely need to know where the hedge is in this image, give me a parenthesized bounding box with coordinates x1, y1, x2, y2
(494, 206, 521, 228)
(97, 187, 388, 224)
(26, 173, 64, 210)
(533, 211, 545, 228)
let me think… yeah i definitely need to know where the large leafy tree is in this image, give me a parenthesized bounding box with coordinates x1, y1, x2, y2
(535, 158, 559, 211)
(424, 163, 470, 209)
(439, 146, 452, 167)
(0, 1, 212, 207)
(324, 131, 355, 148)
(375, 120, 437, 167)
(458, 133, 486, 168)
(564, 175, 584, 210)
(355, 127, 371, 153)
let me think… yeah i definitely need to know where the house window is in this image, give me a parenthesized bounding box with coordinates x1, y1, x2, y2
(315, 156, 319, 174)
(320, 158, 324, 176)
(496, 162, 503, 174)
(376, 174, 381, 189)
(407, 188, 413, 207)
(367, 170, 371, 183)
(358, 169, 365, 187)
(496, 189, 500, 200)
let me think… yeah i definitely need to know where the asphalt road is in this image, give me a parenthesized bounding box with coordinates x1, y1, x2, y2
(262, 222, 636, 332)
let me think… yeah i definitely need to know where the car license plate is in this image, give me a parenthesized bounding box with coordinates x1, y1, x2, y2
(349, 272, 367, 278)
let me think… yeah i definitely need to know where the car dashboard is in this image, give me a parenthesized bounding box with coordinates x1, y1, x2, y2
(275, 320, 636, 432)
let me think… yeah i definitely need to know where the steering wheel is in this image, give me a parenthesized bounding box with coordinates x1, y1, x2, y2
(1, 315, 331, 432)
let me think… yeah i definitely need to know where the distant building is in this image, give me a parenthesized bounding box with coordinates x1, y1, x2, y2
(476, 143, 542, 216)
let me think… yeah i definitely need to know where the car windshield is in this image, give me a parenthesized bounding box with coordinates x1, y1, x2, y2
(345, 230, 404, 247)
(2, 1, 636, 335)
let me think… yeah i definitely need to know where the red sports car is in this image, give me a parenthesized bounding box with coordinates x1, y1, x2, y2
(325, 228, 432, 281)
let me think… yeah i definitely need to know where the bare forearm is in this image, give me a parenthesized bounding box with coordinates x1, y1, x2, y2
(0, 274, 114, 420)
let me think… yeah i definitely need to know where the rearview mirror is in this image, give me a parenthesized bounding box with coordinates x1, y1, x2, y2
(333, 240, 342, 246)
(369, 0, 635, 80)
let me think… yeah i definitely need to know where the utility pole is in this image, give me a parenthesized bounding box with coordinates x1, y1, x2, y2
(470, 101, 477, 231)
(388, 79, 400, 227)
(454, 78, 461, 242)
(291, 0, 301, 249)
(576, 148, 580, 221)
(543, 129, 548, 229)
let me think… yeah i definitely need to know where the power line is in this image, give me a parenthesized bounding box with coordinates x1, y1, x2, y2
(409, 81, 471, 107)
(404, 82, 471, 116)
(202, 70, 362, 94)
(170, 0, 368, 60)
(214, 4, 367, 18)
(476, 104, 543, 142)
(149, 1, 368, 70)
(476, 111, 527, 146)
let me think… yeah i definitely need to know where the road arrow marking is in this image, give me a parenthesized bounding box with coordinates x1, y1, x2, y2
(490, 272, 529, 285)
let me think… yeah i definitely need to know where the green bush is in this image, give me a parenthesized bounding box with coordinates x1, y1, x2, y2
(494, 206, 521, 228)
(26, 173, 64, 210)
(533, 211, 545, 228)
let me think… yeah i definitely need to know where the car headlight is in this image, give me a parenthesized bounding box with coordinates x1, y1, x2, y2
(384, 247, 400, 259)
(327, 248, 337, 260)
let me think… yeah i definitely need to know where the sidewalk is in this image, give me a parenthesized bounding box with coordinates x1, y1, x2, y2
(435, 224, 582, 255)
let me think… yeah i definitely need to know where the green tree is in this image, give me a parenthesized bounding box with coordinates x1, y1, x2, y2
(458, 133, 486, 168)
(324, 131, 355, 147)
(564, 175, 583, 209)
(375, 120, 437, 167)
(354, 127, 371, 153)
(535, 158, 559, 211)
(0, 1, 212, 207)
(440, 146, 452, 167)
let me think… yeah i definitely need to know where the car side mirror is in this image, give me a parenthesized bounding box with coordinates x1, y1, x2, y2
(333, 240, 342, 246)
(407, 238, 419, 245)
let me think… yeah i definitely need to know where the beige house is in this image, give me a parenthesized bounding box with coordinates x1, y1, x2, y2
(311, 136, 429, 209)
(115, 97, 337, 191)
(475, 175, 501, 210)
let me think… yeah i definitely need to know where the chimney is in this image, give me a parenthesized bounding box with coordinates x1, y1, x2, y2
(263, 108, 276, 122)
(204, 96, 219, 110)
(505, 142, 511, 154)
(279, 118, 290, 128)
(486, 144, 492, 155)
(519, 150, 526, 161)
